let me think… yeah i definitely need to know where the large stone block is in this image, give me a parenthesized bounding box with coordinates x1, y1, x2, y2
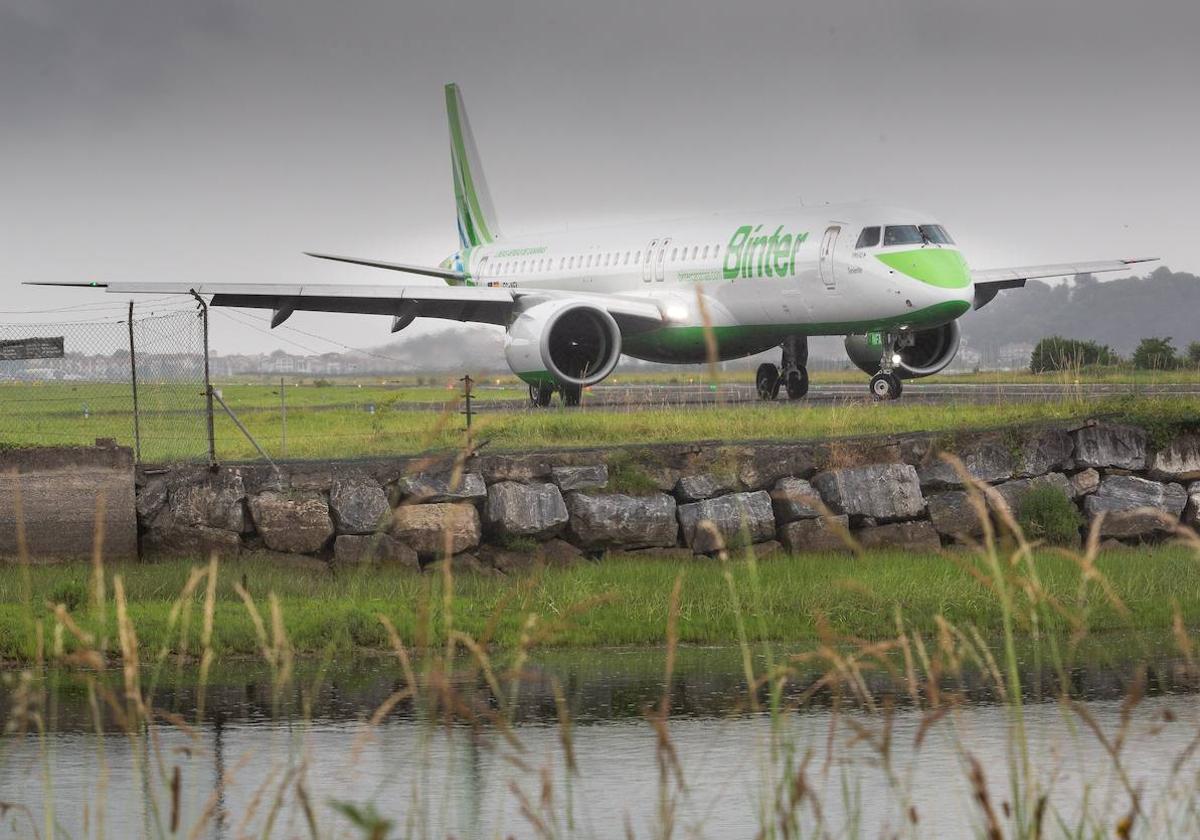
(566, 492, 678, 550)
(329, 477, 390, 535)
(926, 491, 984, 539)
(678, 491, 775, 554)
(778, 515, 852, 553)
(812, 464, 925, 522)
(395, 471, 487, 503)
(856, 521, 942, 552)
(1083, 475, 1187, 538)
(391, 502, 481, 556)
(248, 491, 334, 554)
(1184, 481, 1200, 527)
(918, 439, 1014, 489)
(551, 464, 608, 492)
(674, 474, 738, 503)
(1072, 424, 1147, 471)
(771, 477, 822, 523)
(169, 469, 246, 533)
(1069, 468, 1101, 498)
(990, 473, 1072, 517)
(1015, 428, 1075, 477)
(333, 534, 419, 569)
(1148, 435, 1200, 482)
(484, 482, 569, 538)
(142, 524, 242, 558)
(479, 538, 584, 573)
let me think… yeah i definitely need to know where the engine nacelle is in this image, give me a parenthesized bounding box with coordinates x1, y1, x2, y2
(844, 321, 961, 379)
(505, 300, 622, 387)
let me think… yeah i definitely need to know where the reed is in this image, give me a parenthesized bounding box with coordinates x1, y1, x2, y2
(3, 462, 1200, 837)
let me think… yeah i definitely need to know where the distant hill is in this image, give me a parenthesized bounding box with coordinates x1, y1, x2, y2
(960, 267, 1199, 356)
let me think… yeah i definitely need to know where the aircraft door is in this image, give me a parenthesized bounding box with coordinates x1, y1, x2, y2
(475, 256, 490, 284)
(655, 237, 671, 282)
(818, 226, 840, 291)
(642, 240, 657, 283)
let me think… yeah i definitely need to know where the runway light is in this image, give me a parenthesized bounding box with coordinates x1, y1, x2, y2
(891, 353, 902, 365)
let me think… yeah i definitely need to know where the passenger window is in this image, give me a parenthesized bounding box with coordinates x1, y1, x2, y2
(714, 245, 720, 257)
(670, 248, 677, 261)
(691, 246, 698, 260)
(883, 225, 923, 246)
(855, 227, 881, 249)
(635, 250, 641, 263)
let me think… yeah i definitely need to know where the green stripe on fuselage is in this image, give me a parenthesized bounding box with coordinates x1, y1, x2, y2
(876, 249, 971, 289)
(623, 300, 970, 364)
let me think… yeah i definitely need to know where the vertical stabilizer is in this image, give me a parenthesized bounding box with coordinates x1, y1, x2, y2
(445, 83, 501, 248)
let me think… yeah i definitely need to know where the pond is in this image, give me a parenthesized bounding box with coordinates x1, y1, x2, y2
(2, 642, 1197, 838)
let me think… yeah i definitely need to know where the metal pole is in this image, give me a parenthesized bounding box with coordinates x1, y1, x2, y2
(460, 374, 474, 431)
(209, 387, 277, 469)
(189, 290, 217, 465)
(279, 376, 287, 457)
(127, 300, 141, 463)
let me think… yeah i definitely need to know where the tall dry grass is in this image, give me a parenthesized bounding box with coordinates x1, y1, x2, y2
(3, 455, 1200, 838)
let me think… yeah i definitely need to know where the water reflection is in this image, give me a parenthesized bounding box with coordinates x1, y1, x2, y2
(2, 644, 1197, 838)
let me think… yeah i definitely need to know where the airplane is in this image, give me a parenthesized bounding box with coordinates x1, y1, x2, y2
(33, 84, 1155, 404)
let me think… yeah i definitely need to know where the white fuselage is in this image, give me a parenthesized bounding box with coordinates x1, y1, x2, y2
(453, 201, 973, 363)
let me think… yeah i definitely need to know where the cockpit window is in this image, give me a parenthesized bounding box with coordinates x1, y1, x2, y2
(883, 225, 923, 246)
(855, 226, 881, 248)
(919, 224, 954, 245)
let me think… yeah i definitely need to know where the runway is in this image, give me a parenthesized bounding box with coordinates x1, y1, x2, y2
(469, 381, 1200, 411)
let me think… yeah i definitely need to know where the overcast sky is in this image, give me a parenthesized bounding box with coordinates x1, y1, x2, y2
(3, 0, 1197, 354)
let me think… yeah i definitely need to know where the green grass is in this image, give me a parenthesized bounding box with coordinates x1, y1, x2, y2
(3, 546, 1198, 664)
(5, 376, 1200, 461)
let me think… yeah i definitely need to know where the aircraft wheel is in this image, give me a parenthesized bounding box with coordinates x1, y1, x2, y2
(785, 367, 809, 400)
(561, 384, 583, 407)
(529, 382, 554, 407)
(756, 363, 781, 400)
(869, 372, 903, 401)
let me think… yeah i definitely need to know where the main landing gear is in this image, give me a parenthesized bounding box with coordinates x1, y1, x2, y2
(869, 331, 904, 401)
(756, 336, 809, 401)
(528, 382, 583, 408)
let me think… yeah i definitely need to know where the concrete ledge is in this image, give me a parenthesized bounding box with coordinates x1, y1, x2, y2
(0, 444, 137, 561)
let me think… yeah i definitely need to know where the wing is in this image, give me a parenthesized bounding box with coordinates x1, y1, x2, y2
(23, 280, 665, 333)
(971, 257, 1156, 310)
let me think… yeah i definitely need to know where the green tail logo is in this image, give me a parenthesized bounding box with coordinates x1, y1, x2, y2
(445, 83, 502, 249)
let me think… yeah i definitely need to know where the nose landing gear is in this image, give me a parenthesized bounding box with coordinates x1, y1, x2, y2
(869, 332, 904, 401)
(756, 336, 809, 401)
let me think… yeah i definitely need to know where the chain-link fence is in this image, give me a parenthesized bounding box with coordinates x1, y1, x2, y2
(0, 306, 212, 463)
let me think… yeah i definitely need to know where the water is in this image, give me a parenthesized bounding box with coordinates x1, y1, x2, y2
(2, 645, 1197, 838)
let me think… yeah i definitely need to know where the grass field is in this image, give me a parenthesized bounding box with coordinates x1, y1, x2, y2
(2, 545, 1197, 664)
(3, 374, 1199, 461)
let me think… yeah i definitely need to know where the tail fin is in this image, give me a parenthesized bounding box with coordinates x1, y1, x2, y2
(445, 83, 501, 249)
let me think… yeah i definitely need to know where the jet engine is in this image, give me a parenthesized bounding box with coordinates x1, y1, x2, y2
(843, 321, 961, 379)
(505, 300, 622, 386)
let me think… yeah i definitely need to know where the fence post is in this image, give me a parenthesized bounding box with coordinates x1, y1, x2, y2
(279, 376, 287, 457)
(189, 290, 217, 465)
(127, 300, 142, 463)
(460, 374, 474, 431)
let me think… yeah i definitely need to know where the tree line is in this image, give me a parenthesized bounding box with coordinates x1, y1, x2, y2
(1030, 335, 1200, 373)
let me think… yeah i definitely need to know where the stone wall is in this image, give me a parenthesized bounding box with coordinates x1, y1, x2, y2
(1, 443, 138, 560)
(136, 420, 1200, 569)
